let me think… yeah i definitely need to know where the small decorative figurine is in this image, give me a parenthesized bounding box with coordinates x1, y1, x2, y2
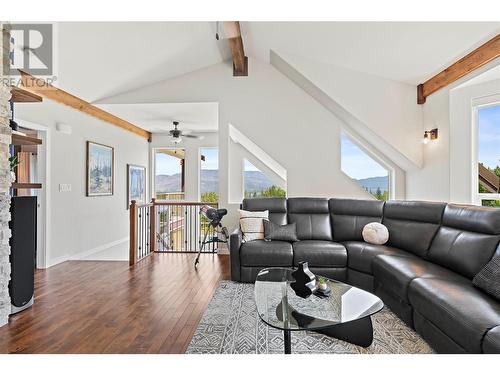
(317, 276, 328, 291)
(314, 276, 331, 298)
(291, 261, 317, 298)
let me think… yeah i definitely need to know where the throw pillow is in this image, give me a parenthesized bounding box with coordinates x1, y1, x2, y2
(239, 209, 269, 242)
(263, 220, 298, 242)
(473, 255, 500, 301)
(362, 222, 389, 245)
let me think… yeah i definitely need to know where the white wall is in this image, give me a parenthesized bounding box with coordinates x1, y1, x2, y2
(16, 100, 149, 267)
(406, 89, 451, 201)
(449, 79, 500, 203)
(407, 63, 500, 203)
(271, 51, 423, 170)
(102, 58, 378, 231)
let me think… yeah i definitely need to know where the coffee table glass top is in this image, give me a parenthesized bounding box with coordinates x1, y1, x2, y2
(254, 268, 384, 331)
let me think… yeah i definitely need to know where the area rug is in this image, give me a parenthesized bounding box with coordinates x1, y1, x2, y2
(186, 281, 433, 354)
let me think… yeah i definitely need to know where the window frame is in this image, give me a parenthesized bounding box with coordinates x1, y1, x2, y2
(471, 95, 500, 206)
(198, 146, 219, 202)
(152, 147, 186, 201)
(242, 158, 287, 198)
(340, 130, 395, 200)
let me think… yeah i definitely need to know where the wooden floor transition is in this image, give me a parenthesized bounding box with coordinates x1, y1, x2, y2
(0, 253, 230, 354)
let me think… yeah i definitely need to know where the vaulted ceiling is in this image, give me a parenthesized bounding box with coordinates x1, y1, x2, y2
(46, 22, 500, 133)
(56, 22, 499, 103)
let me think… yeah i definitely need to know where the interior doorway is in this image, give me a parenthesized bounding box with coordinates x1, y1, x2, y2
(15, 119, 50, 269)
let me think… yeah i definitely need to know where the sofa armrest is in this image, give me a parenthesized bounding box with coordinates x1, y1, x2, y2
(230, 228, 242, 281)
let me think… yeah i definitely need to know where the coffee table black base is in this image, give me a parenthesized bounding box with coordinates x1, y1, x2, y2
(284, 330, 291, 354)
(314, 315, 374, 348)
(280, 316, 373, 354)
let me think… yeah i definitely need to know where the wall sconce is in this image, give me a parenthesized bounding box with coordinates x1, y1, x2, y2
(423, 128, 438, 144)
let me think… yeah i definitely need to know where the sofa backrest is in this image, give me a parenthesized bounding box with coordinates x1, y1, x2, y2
(287, 198, 332, 240)
(382, 201, 446, 258)
(329, 198, 385, 241)
(242, 197, 287, 225)
(427, 204, 500, 279)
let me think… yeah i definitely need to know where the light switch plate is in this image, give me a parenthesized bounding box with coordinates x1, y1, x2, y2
(59, 183, 72, 192)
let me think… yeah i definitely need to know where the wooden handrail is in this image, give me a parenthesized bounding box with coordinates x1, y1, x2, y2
(149, 198, 156, 253)
(129, 200, 138, 266)
(153, 201, 218, 207)
(129, 198, 221, 263)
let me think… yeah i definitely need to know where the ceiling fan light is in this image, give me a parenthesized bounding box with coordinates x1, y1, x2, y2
(171, 137, 182, 144)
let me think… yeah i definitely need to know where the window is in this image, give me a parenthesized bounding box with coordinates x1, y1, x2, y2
(476, 104, 500, 208)
(154, 149, 185, 200)
(341, 134, 390, 200)
(244, 159, 286, 198)
(200, 148, 218, 203)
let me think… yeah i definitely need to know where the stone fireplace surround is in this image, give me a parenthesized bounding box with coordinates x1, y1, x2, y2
(0, 22, 12, 327)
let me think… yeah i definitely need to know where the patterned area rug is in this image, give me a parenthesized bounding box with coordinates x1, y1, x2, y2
(186, 281, 433, 354)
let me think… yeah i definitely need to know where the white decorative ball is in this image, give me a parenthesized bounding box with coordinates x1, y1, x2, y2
(362, 222, 389, 245)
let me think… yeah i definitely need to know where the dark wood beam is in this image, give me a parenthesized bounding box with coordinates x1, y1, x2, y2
(17, 70, 152, 141)
(223, 21, 248, 76)
(417, 34, 500, 104)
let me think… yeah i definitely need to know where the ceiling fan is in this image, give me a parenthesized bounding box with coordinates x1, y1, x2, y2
(168, 121, 204, 144)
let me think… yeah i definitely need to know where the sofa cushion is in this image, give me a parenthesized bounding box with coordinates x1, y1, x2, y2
(483, 326, 500, 354)
(427, 204, 500, 279)
(242, 197, 287, 225)
(382, 200, 446, 258)
(263, 220, 298, 242)
(287, 198, 332, 241)
(473, 255, 500, 301)
(344, 241, 413, 274)
(292, 240, 347, 268)
(240, 240, 293, 267)
(329, 198, 384, 242)
(408, 277, 500, 353)
(373, 254, 466, 303)
(239, 209, 268, 242)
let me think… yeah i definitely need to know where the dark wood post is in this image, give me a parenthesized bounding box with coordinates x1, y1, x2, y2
(129, 200, 137, 266)
(150, 198, 156, 253)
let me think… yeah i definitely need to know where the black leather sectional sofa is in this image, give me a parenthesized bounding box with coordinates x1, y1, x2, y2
(229, 197, 500, 354)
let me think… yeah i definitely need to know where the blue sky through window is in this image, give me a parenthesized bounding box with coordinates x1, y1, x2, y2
(200, 148, 218, 170)
(478, 104, 500, 170)
(155, 151, 182, 176)
(341, 134, 388, 180)
(244, 159, 259, 172)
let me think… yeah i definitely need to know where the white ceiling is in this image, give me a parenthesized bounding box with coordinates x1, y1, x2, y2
(243, 22, 500, 84)
(49, 22, 499, 132)
(96, 103, 218, 133)
(56, 22, 228, 102)
(54, 21, 500, 103)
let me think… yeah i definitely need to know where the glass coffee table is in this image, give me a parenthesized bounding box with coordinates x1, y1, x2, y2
(254, 268, 384, 354)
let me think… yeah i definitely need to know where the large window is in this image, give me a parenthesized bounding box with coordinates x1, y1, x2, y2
(477, 104, 500, 208)
(154, 149, 185, 200)
(244, 159, 286, 198)
(341, 134, 390, 200)
(200, 148, 218, 203)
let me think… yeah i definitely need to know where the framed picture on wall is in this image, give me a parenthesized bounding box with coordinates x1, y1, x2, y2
(86, 141, 114, 196)
(127, 164, 146, 208)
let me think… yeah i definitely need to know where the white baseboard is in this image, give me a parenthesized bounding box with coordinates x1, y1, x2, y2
(45, 237, 129, 267)
(70, 237, 129, 260)
(45, 255, 69, 268)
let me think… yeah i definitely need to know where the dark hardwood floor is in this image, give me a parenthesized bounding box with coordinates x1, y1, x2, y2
(0, 253, 230, 354)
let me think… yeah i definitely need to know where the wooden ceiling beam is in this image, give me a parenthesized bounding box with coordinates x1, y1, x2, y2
(10, 86, 43, 103)
(17, 70, 152, 141)
(417, 34, 500, 104)
(223, 21, 248, 76)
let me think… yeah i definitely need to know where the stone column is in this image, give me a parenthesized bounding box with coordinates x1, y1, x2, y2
(0, 22, 12, 327)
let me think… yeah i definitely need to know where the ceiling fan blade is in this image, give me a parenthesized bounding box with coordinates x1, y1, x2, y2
(184, 134, 204, 139)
